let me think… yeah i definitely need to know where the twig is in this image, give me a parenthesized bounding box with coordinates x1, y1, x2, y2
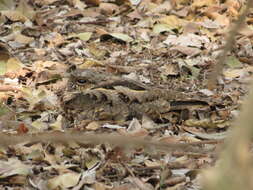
(203, 70, 253, 189)
(0, 131, 213, 153)
(207, 0, 253, 89)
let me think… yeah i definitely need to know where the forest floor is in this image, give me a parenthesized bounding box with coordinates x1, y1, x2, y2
(0, 0, 252, 189)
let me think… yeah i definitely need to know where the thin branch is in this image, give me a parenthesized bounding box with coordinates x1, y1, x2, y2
(207, 0, 253, 89)
(0, 131, 216, 154)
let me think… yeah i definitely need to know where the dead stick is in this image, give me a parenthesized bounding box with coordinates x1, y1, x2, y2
(0, 131, 212, 153)
(207, 0, 253, 89)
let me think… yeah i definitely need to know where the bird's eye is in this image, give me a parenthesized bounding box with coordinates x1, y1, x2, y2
(76, 78, 87, 85)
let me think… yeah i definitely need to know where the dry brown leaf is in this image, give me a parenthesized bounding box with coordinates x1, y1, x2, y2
(48, 33, 65, 47)
(164, 34, 209, 48)
(33, 60, 67, 73)
(159, 63, 179, 76)
(238, 24, 253, 37)
(127, 9, 142, 20)
(47, 172, 81, 189)
(86, 121, 101, 130)
(99, 3, 119, 15)
(1, 10, 27, 22)
(192, 0, 217, 9)
(33, 0, 60, 5)
(0, 43, 11, 63)
(171, 45, 201, 56)
(84, 0, 100, 6)
(16, 0, 35, 20)
(14, 33, 34, 44)
(71, 0, 87, 10)
(79, 59, 104, 69)
(159, 15, 186, 30)
(225, 0, 241, 17)
(204, 7, 230, 26)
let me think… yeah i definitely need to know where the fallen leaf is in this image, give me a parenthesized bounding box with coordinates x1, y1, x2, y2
(1, 10, 27, 22)
(159, 63, 179, 76)
(223, 68, 245, 80)
(192, 0, 217, 8)
(0, 104, 14, 120)
(153, 23, 173, 34)
(127, 9, 142, 20)
(72, 0, 87, 10)
(16, 0, 35, 20)
(100, 32, 133, 43)
(86, 121, 101, 130)
(149, 1, 172, 14)
(184, 127, 228, 140)
(127, 118, 142, 132)
(21, 87, 59, 110)
(14, 33, 34, 44)
(47, 172, 81, 189)
(187, 65, 200, 78)
(48, 32, 65, 47)
(199, 89, 214, 96)
(88, 43, 108, 59)
(0, 57, 24, 75)
(0, 158, 31, 178)
(142, 115, 157, 129)
(50, 115, 63, 131)
(102, 123, 125, 129)
(79, 59, 104, 69)
(199, 19, 221, 29)
(69, 32, 92, 41)
(127, 177, 154, 190)
(171, 45, 201, 57)
(164, 34, 210, 48)
(17, 123, 29, 134)
(99, 3, 119, 15)
(110, 33, 133, 43)
(226, 56, 243, 68)
(84, 0, 100, 6)
(184, 119, 229, 129)
(159, 15, 185, 31)
(129, 0, 141, 6)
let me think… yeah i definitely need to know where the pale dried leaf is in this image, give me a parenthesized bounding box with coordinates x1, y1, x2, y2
(69, 32, 92, 41)
(0, 158, 31, 178)
(47, 172, 81, 189)
(110, 33, 133, 42)
(2, 10, 27, 22)
(16, 0, 35, 20)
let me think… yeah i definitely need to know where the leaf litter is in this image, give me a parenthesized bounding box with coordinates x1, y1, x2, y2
(0, 0, 251, 189)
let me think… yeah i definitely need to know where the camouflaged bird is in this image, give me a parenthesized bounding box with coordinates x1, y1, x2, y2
(62, 69, 210, 124)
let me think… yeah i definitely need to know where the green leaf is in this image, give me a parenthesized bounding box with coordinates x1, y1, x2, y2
(0, 104, 10, 117)
(226, 56, 242, 68)
(185, 65, 200, 79)
(0, 60, 6, 75)
(190, 66, 200, 78)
